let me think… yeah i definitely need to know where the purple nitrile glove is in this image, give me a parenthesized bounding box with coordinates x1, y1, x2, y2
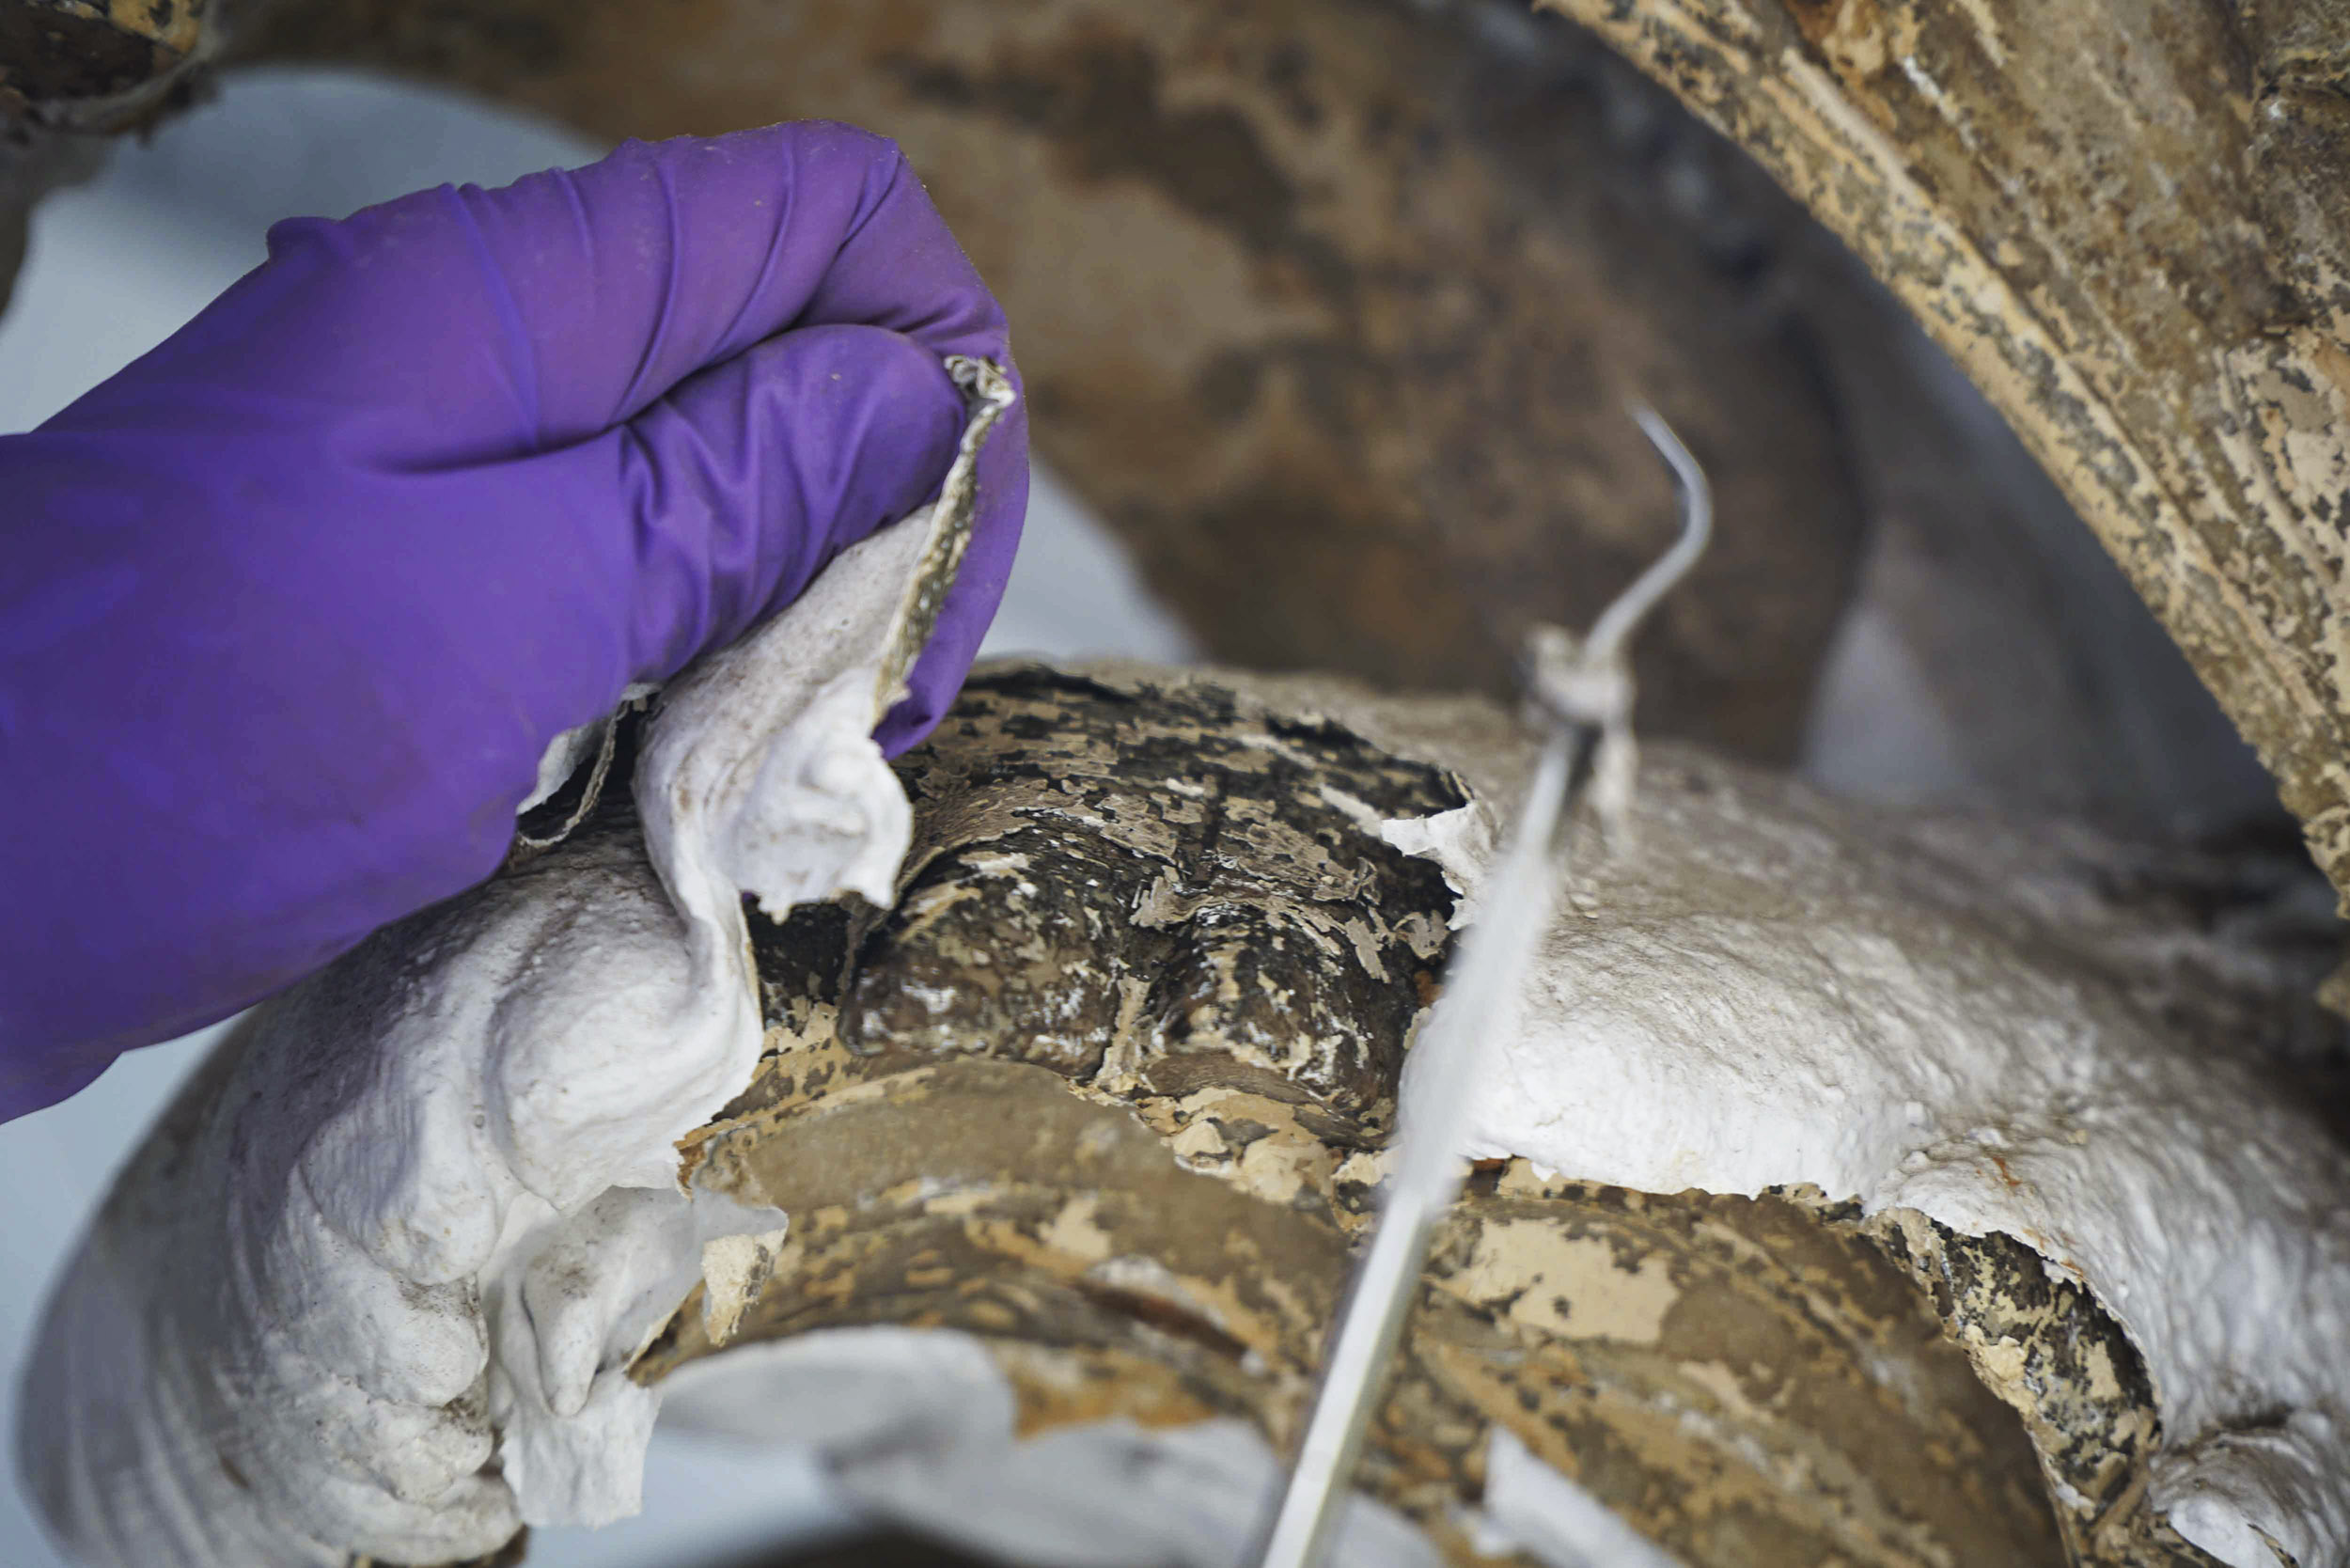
(0, 122, 1029, 1121)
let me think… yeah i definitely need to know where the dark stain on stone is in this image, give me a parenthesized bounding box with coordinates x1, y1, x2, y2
(0, 3, 180, 102)
(1263, 39, 1324, 130)
(748, 900, 854, 1025)
(1069, 1278, 1253, 1362)
(834, 666, 1464, 1121)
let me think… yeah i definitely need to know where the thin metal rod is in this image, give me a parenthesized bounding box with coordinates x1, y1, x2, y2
(1582, 403, 1713, 667)
(1253, 725, 1595, 1568)
(1251, 405, 1709, 1568)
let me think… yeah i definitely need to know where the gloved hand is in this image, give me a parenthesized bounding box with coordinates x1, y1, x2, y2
(0, 121, 1029, 1121)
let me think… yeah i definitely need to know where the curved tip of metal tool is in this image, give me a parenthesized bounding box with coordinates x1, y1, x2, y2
(1585, 402, 1714, 666)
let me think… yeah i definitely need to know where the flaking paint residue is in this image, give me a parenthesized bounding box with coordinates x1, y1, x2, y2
(1449, 1221, 1681, 1345)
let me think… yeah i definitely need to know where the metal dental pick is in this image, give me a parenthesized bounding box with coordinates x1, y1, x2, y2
(1251, 405, 1713, 1568)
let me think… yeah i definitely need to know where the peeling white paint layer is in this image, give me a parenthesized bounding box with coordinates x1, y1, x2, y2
(16, 449, 995, 1564)
(657, 1328, 1447, 1568)
(1386, 774, 2350, 1568)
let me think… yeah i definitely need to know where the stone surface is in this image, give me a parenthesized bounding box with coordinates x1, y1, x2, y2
(34, 663, 2347, 1564)
(645, 663, 2344, 1566)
